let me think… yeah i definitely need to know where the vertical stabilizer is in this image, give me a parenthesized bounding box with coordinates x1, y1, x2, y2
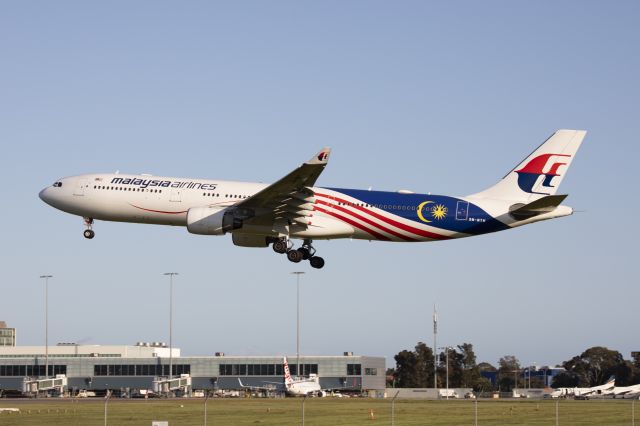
(469, 129, 586, 202)
(283, 357, 294, 386)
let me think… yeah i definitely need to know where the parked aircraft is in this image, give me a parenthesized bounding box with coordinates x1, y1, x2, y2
(608, 383, 640, 398)
(552, 377, 616, 399)
(238, 357, 325, 397)
(40, 130, 585, 268)
(573, 377, 616, 398)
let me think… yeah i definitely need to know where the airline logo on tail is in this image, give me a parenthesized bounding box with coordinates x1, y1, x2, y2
(283, 357, 294, 386)
(515, 153, 571, 194)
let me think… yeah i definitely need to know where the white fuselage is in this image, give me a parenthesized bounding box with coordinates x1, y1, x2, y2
(39, 173, 373, 240)
(286, 376, 322, 396)
(39, 172, 573, 244)
(40, 173, 265, 226)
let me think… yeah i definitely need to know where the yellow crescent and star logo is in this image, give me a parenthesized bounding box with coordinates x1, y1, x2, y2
(417, 201, 448, 223)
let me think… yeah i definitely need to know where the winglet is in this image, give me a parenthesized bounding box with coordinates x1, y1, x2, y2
(307, 147, 331, 165)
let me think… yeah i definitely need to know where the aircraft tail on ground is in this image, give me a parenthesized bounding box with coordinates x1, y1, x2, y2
(469, 129, 586, 202)
(283, 357, 294, 386)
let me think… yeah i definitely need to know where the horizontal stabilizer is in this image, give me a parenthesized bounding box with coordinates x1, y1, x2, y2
(509, 194, 568, 220)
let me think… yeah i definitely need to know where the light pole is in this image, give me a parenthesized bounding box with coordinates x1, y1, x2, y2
(164, 272, 178, 381)
(39, 275, 53, 379)
(391, 390, 399, 426)
(204, 391, 210, 426)
(531, 362, 536, 389)
(438, 346, 451, 399)
(291, 272, 305, 378)
(104, 389, 111, 426)
(433, 306, 437, 390)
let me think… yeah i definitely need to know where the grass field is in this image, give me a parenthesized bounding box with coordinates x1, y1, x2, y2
(0, 398, 637, 425)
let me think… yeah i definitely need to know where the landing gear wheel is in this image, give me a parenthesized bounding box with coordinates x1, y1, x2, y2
(83, 217, 94, 239)
(273, 240, 288, 254)
(298, 247, 311, 260)
(309, 256, 325, 269)
(287, 249, 303, 263)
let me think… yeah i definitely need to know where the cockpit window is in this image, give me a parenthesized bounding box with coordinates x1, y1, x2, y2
(53, 182, 63, 188)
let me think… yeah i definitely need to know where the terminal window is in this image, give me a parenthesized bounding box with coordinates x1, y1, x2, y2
(93, 364, 190, 376)
(0, 365, 66, 376)
(347, 364, 362, 376)
(218, 363, 317, 376)
(289, 363, 318, 376)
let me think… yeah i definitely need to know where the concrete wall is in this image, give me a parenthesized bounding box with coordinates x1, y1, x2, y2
(384, 388, 473, 399)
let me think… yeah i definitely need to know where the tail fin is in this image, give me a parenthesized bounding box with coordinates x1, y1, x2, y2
(469, 129, 586, 202)
(283, 357, 294, 385)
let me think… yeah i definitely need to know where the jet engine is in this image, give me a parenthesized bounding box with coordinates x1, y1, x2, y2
(186, 206, 242, 235)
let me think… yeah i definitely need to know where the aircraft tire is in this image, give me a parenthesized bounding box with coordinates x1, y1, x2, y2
(83, 229, 95, 239)
(298, 247, 311, 260)
(273, 240, 287, 254)
(310, 256, 325, 269)
(287, 250, 303, 263)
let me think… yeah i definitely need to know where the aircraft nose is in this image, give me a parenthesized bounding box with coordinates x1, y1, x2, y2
(39, 187, 53, 205)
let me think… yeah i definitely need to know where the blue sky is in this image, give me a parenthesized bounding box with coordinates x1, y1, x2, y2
(1, 1, 638, 369)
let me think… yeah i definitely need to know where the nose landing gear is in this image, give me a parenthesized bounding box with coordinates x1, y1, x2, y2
(272, 238, 325, 269)
(83, 217, 95, 239)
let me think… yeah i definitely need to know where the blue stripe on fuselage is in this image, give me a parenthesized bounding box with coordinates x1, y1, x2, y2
(323, 187, 509, 235)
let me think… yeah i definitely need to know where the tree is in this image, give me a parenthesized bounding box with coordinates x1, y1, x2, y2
(473, 376, 494, 393)
(386, 368, 396, 387)
(458, 343, 481, 388)
(551, 371, 580, 388)
(562, 347, 628, 387)
(436, 347, 464, 388)
(478, 362, 497, 372)
(414, 342, 435, 388)
(498, 355, 520, 391)
(394, 349, 419, 388)
(476, 362, 498, 392)
(632, 353, 640, 384)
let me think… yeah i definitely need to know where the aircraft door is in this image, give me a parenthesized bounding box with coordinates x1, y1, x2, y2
(456, 201, 469, 220)
(170, 189, 182, 202)
(73, 178, 88, 196)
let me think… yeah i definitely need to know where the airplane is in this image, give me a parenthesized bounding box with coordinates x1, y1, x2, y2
(238, 357, 326, 397)
(608, 383, 640, 398)
(39, 129, 586, 269)
(551, 377, 616, 399)
(281, 356, 324, 397)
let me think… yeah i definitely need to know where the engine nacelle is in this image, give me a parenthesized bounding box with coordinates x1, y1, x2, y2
(186, 206, 242, 235)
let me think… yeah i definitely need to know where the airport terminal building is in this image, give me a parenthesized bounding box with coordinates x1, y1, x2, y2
(0, 342, 385, 396)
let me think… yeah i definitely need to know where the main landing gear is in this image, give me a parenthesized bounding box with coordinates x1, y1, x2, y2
(272, 238, 325, 269)
(83, 217, 95, 239)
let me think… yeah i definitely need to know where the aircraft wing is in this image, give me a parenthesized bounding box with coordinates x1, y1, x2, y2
(237, 378, 280, 392)
(230, 147, 331, 229)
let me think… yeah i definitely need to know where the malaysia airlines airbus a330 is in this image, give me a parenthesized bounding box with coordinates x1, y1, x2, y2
(39, 129, 585, 269)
